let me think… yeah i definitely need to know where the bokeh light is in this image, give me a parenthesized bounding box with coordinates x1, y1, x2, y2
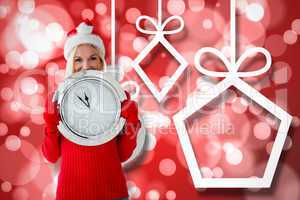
(188, 0, 205, 12)
(212, 167, 224, 178)
(167, 0, 186, 16)
(165, 190, 176, 200)
(45, 23, 65, 43)
(45, 62, 59, 76)
(5, 135, 22, 151)
(200, 167, 213, 178)
(81, 8, 94, 20)
(271, 61, 292, 84)
(1, 87, 14, 101)
(5, 51, 22, 69)
(95, 3, 107, 16)
(245, 3, 265, 22)
(146, 189, 160, 200)
(0, 5, 9, 19)
(202, 19, 213, 29)
(20, 126, 31, 137)
(283, 30, 298, 45)
(128, 182, 141, 199)
(291, 19, 300, 34)
(21, 51, 39, 69)
(118, 56, 133, 73)
(231, 97, 248, 114)
(20, 77, 39, 95)
(125, 8, 141, 24)
(253, 122, 271, 140)
(18, 0, 35, 14)
(1, 181, 12, 192)
(0, 122, 8, 136)
(159, 158, 176, 176)
(225, 145, 243, 165)
(133, 37, 148, 53)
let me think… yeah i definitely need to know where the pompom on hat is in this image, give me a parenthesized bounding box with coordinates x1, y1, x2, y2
(64, 19, 107, 78)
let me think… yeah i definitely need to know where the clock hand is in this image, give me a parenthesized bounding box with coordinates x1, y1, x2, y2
(76, 95, 89, 109)
(84, 92, 90, 108)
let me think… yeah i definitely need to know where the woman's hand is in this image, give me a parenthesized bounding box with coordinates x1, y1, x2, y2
(120, 91, 139, 124)
(43, 94, 61, 134)
(42, 93, 62, 163)
(117, 91, 141, 161)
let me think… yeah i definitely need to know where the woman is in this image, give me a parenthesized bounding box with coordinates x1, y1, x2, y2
(42, 20, 140, 200)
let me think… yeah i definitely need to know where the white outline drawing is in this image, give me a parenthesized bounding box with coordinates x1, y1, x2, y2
(131, 0, 188, 102)
(111, 0, 117, 79)
(173, 0, 292, 188)
(110, 1, 146, 168)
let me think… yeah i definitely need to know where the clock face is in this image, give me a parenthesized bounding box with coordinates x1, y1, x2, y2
(61, 78, 120, 138)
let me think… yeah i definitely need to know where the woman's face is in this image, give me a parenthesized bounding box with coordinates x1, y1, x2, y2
(73, 44, 104, 73)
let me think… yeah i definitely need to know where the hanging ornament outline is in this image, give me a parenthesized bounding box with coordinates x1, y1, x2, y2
(132, 0, 188, 102)
(173, 0, 292, 188)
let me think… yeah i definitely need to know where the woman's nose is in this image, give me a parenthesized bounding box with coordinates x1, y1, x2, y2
(82, 60, 90, 70)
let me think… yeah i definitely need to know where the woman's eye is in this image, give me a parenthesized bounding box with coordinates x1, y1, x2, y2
(90, 57, 97, 60)
(74, 58, 82, 63)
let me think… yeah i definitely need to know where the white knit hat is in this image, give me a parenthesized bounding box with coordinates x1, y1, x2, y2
(64, 20, 107, 78)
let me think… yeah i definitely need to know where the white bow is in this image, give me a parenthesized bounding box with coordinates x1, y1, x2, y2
(194, 46, 272, 78)
(136, 15, 184, 36)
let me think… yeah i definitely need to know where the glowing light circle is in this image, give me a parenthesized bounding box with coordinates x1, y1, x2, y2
(167, 0, 186, 15)
(20, 77, 38, 95)
(159, 158, 176, 176)
(5, 135, 22, 151)
(245, 3, 264, 22)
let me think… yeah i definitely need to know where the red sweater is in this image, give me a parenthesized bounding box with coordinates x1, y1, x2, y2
(42, 97, 141, 200)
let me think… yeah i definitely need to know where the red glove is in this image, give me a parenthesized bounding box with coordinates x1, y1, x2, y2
(121, 91, 139, 124)
(43, 94, 61, 134)
(119, 91, 141, 146)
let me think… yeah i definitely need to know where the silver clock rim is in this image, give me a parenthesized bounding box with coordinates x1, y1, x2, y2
(60, 77, 121, 137)
(56, 70, 126, 146)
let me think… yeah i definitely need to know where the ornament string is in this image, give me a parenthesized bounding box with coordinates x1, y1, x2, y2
(194, 0, 272, 78)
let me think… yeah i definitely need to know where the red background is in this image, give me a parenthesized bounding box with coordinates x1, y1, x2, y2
(0, 0, 299, 199)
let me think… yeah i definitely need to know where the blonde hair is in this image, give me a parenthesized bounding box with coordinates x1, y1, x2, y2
(64, 44, 107, 78)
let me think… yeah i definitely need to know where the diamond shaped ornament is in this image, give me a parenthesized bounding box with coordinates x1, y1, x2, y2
(132, 35, 188, 102)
